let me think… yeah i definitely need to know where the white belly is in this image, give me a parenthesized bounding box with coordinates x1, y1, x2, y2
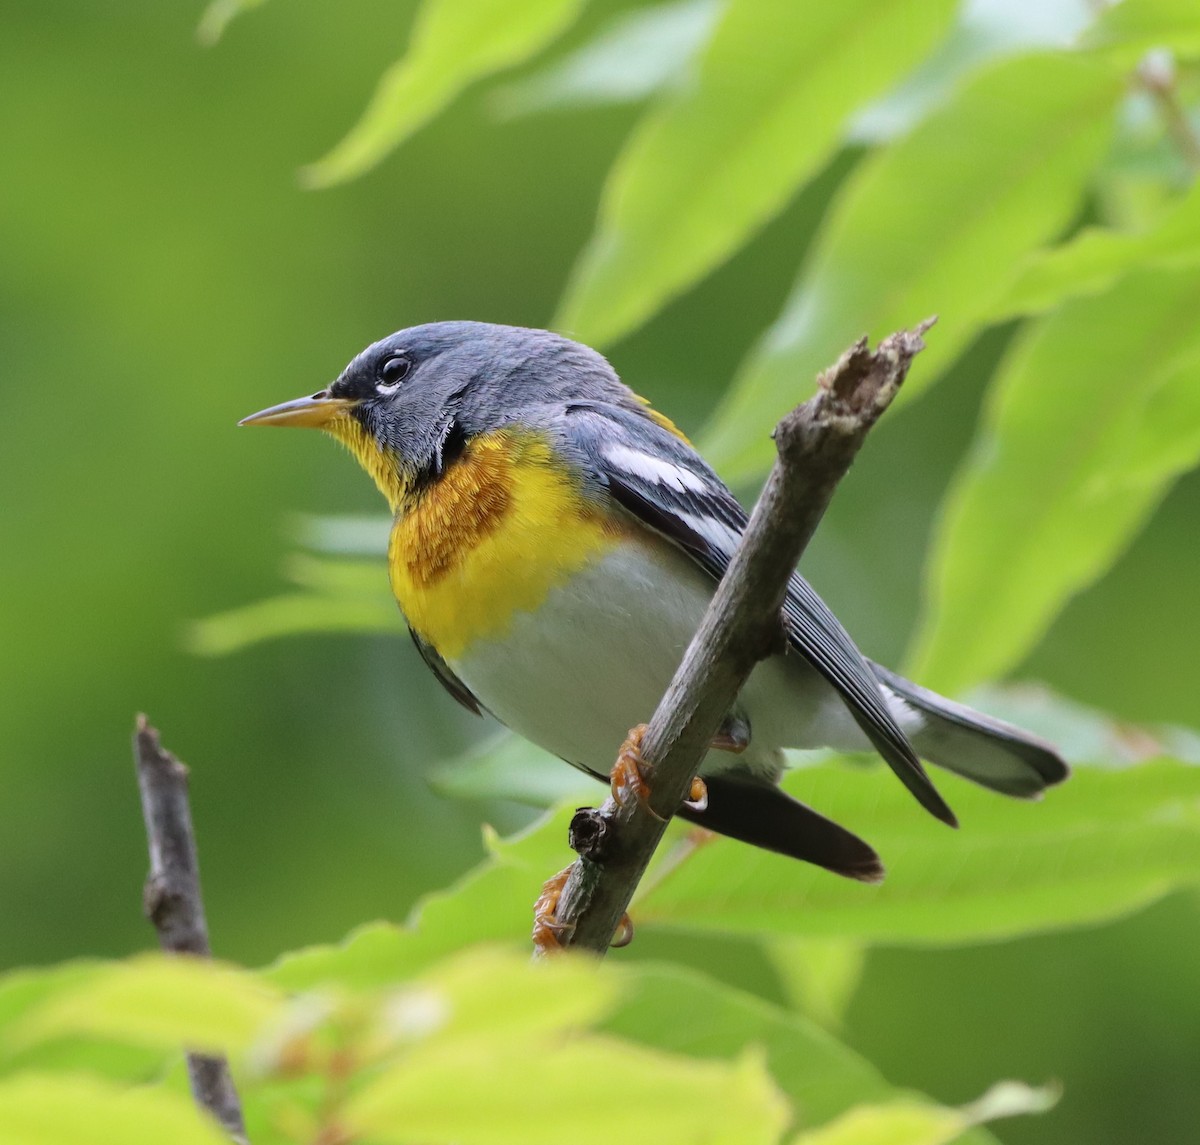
(448, 538, 874, 778)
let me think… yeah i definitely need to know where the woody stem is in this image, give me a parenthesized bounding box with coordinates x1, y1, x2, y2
(539, 321, 935, 957)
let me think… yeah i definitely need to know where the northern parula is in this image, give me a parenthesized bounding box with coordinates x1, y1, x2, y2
(241, 321, 1068, 882)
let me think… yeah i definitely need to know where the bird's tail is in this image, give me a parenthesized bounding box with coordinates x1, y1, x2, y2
(869, 662, 1070, 799)
(678, 771, 884, 883)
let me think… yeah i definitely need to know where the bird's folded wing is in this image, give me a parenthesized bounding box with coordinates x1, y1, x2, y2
(409, 626, 484, 716)
(565, 402, 954, 826)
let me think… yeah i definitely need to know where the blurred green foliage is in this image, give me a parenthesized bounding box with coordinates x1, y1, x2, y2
(3, 0, 1200, 1141)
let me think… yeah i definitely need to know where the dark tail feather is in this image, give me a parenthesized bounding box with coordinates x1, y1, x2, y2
(869, 662, 1070, 799)
(677, 772, 884, 883)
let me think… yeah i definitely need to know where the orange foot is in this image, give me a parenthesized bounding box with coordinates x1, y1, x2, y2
(611, 724, 653, 808)
(532, 866, 574, 953)
(532, 866, 637, 951)
(612, 725, 712, 814)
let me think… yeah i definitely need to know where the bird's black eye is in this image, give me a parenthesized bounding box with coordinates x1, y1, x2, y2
(378, 355, 412, 389)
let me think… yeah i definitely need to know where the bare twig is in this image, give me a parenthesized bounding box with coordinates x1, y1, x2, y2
(542, 321, 934, 956)
(134, 715, 249, 1144)
(1138, 50, 1200, 174)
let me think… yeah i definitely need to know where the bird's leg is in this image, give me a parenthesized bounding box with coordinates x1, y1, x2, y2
(682, 716, 747, 812)
(612, 720, 744, 815)
(610, 724, 658, 813)
(710, 714, 750, 754)
(531, 865, 574, 952)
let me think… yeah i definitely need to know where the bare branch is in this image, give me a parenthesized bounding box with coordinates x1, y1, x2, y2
(1138, 50, 1200, 174)
(542, 321, 935, 956)
(134, 715, 249, 1144)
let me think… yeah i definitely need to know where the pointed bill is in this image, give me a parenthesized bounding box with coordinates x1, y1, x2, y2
(238, 393, 352, 428)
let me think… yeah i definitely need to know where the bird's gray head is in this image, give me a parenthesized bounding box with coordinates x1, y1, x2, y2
(239, 321, 622, 507)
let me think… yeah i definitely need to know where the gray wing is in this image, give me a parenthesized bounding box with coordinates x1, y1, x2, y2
(561, 402, 957, 827)
(409, 627, 484, 716)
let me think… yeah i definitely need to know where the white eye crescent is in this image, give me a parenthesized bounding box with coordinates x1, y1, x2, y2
(377, 355, 412, 393)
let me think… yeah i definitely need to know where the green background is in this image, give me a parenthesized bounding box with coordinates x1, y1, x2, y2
(2, 2, 1198, 1142)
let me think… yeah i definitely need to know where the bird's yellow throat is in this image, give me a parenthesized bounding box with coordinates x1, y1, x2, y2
(328, 419, 627, 660)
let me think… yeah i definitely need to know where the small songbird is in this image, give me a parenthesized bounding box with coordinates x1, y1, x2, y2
(241, 321, 1067, 883)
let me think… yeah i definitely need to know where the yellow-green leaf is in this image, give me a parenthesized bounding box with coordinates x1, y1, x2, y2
(765, 938, 865, 1031)
(1083, 0, 1200, 60)
(633, 759, 1200, 945)
(0, 1073, 229, 1145)
(703, 52, 1121, 484)
(13, 954, 283, 1058)
(494, 0, 721, 117)
(346, 1037, 789, 1145)
(196, 0, 268, 46)
(395, 946, 617, 1048)
(556, 0, 958, 347)
(911, 265, 1200, 694)
(794, 1102, 968, 1145)
(0, 962, 103, 1036)
(0, 961, 170, 1081)
(790, 1081, 1057, 1145)
(992, 179, 1200, 319)
(266, 805, 581, 990)
(303, 0, 586, 187)
(189, 553, 399, 654)
(188, 591, 400, 655)
(428, 731, 596, 806)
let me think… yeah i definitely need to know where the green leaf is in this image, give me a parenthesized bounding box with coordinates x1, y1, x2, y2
(266, 805, 581, 990)
(292, 513, 391, 556)
(1083, 0, 1200, 60)
(851, 0, 1098, 144)
(601, 963, 996, 1144)
(789, 1081, 1057, 1145)
(273, 753, 1200, 970)
(632, 759, 1200, 946)
(604, 961, 889, 1123)
(0, 961, 167, 1082)
(274, 935, 1003, 1145)
(394, 946, 617, 1048)
(427, 731, 596, 806)
(910, 265, 1200, 693)
(196, 0, 269, 46)
(493, 0, 721, 117)
(703, 52, 1122, 484)
(554, 0, 959, 347)
(0, 1073, 229, 1145)
(0, 962, 103, 1036)
(187, 591, 401, 655)
(11, 954, 283, 1058)
(345, 1037, 789, 1145)
(302, 0, 586, 188)
(764, 937, 865, 1031)
(190, 554, 399, 654)
(991, 179, 1200, 319)
(279, 553, 386, 595)
(256, 946, 619, 1081)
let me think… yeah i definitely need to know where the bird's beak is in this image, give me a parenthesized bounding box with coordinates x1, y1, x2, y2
(238, 391, 353, 429)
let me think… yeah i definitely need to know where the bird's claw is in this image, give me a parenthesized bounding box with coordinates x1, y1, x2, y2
(532, 866, 636, 951)
(684, 775, 708, 812)
(532, 867, 574, 953)
(612, 725, 710, 815)
(611, 913, 635, 948)
(611, 725, 663, 818)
